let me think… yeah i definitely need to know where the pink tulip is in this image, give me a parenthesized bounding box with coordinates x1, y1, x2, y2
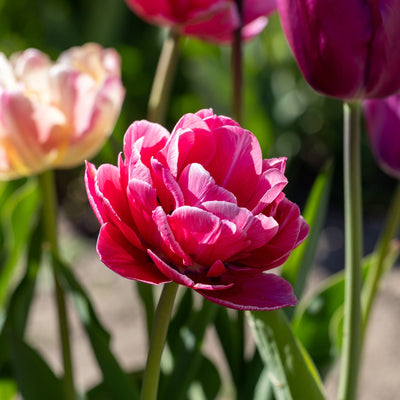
(277, 0, 400, 99)
(85, 109, 308, 310)
(0, 43, 125, 180)
(124, 0, 276, 43)
(364, 94, 400, 179)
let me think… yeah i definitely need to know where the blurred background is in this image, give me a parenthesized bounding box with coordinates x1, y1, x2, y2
(1, 1, 399, 399)
(1, 0, 396, 248)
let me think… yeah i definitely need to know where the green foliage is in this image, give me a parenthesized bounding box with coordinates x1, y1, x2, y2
(248, 310, 326, 400)
(54, 256, 140, 400)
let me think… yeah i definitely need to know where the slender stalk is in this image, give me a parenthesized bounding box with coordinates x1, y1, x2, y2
(38, 170, 75, 400)
(140, 282, 179, 400)
(231, 0, 243, 124)
(231, 3, 246, 389)
(362, 181, 400, 330)
(147, 29, 180, 124)
(337, 102, 363, 400)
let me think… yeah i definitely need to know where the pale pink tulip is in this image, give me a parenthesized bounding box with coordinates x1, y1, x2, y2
(85, 109, 308, 310)
(0, 43, 125, 180)
(124, 0, 276, 43)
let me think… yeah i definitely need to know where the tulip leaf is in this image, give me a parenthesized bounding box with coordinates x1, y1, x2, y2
(0, 219, 43, 373)
(0, 379, 17, 400)
(213, 307, 246, 384)
(8, 333, 63, 400)
(53, 256, 139, 400)
(292, 243, 400, 377)
(282, 161, 333, 300)
(0, 179, 40, 308)
(187, 354, 221, 400)
(253, 366, 273, 400)
(159, 294, 220, 400)
(247, 309, 326, 400)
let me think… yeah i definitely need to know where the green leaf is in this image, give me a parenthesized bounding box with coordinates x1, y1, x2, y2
(0, 179, 40, 307)
(54, 257, 139, 400)
(253, 366, 273, 400)
(247, 310, 326, 400)
(0, 219, 43, 371)
(282, 161, 333, 300)
(0, 379, 17, 400)
(160, 294, 219, 400)
(292, 243, 400, 378)
(8, 333, 63, 400)
(187, 355, 221, 400)
(213, 307, 244, 383)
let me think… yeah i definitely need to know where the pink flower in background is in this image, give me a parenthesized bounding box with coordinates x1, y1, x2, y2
(364, 94, 400, 179)
(0, 43, 125, 180)
(277, 0, 400, 99)
(85, 109, 308, 310)
(124, 0, 276, 43)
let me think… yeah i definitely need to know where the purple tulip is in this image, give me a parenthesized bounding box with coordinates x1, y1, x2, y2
(277, 0, 400, 99)
(364, 94, 400, 178)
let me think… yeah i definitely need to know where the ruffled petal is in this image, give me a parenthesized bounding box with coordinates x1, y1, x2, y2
(147, 249, 232, 290)
(97, 223, 169, 284)
(123, 120, 169, 167)
(196, 273, 297, 311)
(205, 125, 262, 206)
(167, 205, 248, 265)
(151, 158, 184, 213)
(236, 198, 308, 268)
(178, 163, 237, 207)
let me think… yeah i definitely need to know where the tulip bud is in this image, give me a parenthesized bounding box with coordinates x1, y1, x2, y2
(0, 43, 125, 180)
(277, 0, 400, 99)
(364, 94, 400, 179)
(124, 0, 276, 43)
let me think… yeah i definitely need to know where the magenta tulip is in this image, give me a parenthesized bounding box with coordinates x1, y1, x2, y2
(124, 0, 276, 43)
(277, 0, 400, 99)
(0, 43, 125, 180)
(85, 109, 308, 310)
(364, 94, 400, 178)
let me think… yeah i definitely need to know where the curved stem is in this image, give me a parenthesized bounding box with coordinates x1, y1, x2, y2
(140, 282, 179, 400)
(362, 181, 400, 330)
(337, 101, 363, 400)
(147, 29, 180, 124)
(38, 170, 75, 400)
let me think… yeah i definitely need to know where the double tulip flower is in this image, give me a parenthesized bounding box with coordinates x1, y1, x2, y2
(0, 43, 125, 180)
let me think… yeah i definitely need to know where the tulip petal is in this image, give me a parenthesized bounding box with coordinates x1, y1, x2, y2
(197, 273, 297, 311)
(124, 120, 169, 167)
(160, 124, 216, 178)
(151, 158, 184, 213)
(237, 198, 308, 268)
(179, 163, 237, 206)
(147, 249, 232, 290)
(152, 206, 192, 266)
(168, 205, 248, 265)
(97, 223, 169, 284)
(206, 125, 262, 205)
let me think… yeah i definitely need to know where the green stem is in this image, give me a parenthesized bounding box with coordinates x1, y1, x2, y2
(38, 170, 75, 400)
(362, 181, 400, 331)
(337, 102, 363, 400)
(147, 29, 180, 124)
(231, 11, 243, 124)
(140, 282, 179, 400)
